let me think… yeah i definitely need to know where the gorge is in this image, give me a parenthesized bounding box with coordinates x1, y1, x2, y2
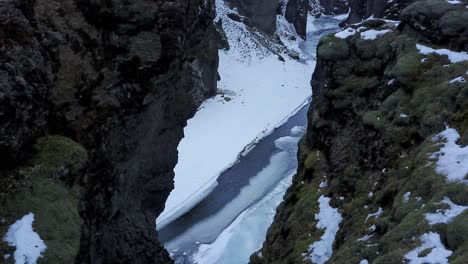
(0, 0, 467, 264)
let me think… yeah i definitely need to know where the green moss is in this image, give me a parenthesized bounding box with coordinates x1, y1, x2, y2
(0, 136, 87, 263)
(447, 211, 468, 249)
(318, 34, 350, 61)
(388, 50, 424, 89)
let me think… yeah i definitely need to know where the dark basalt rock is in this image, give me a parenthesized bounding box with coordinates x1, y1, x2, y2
(227, 0, 280, 35)
(285, 0, 309, 39)
(0, 0, 219, 263)
(253, 1, 468, 263)
(344, 0, 418, 25)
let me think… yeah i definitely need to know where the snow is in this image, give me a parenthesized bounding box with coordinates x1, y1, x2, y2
(400, 113, 408, 118)
(3, 213, 47, 264)
(306, 196, 342, 264)
(405, 232, 452, 264)
(403, 192, 411, 201)
(359, 29, 392, 40)
(319, 181, 328, 188)
(191, 173, 294, 264)
(416, 44, 468, 64)
(357, 234, 374, 242)
(366, 207, 383, 222)
(157, 0, 314, 229)
(334, 28, 356, 39)
(449, 76, 465, 83)
(447, 0, 461, 4)
(166, 131, 302, 262)
(290, 125, 306, 136)
(359, 260, 369, 264)
(430, 126, 468, 184)
(425, 197, 468, 225)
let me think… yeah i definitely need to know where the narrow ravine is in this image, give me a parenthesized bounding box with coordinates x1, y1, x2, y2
(160, 16, 342, 264)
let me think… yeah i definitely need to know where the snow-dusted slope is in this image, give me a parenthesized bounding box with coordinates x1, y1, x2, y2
(157, 0, 315, 229)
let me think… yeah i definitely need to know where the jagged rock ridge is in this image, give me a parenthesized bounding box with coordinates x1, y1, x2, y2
(0, 0, 220, 263)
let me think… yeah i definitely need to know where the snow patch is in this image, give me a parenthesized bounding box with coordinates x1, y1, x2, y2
(3, 213, 47, 264)
(430, 126, 468, 184)
(191, 173, 294, 264)
(366, 207, 383, 222)
(405, 232, 452, 264)
(334, 28, 356, 39)
(359, 29, 392, 40)
(449, 76, 465, 83)
(416, 44, 468, 64)
(403, 192, 411, 201)
(305, 196, 342, 264)
(359, 260, 369, 264)
(425, 197, 468, 225)
(447, 0, 461, 4)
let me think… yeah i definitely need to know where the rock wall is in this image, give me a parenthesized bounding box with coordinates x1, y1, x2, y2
(253, 0, 468, 263)
(227, 0, 280, 35)
(0, 0, 219, 263)
(344, 0, 418, 24)
(285, 0, 309, 39)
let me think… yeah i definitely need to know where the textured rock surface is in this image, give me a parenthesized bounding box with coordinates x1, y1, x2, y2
(285, 0, 309, 39)
(0, 0, 219, 263)
(227, 0, 280, 35)
(253, 1, 468, 263)
(345, 0, 418, 24)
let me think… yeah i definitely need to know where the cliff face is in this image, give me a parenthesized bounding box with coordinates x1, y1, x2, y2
(225, 0, 308, 39)
(0, 0, 219, 263)
(253, 0, 468, 263)
(284, 0, 309, 39)
(345, 0, 417, 24)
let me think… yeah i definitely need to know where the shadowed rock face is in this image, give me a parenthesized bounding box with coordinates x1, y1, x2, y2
(285, 0, 309, 39)
(0, 0, 219, 263)
(344, 0, 418, 24)
(252, 1, 468, 263)
(227, 0, 280, 35)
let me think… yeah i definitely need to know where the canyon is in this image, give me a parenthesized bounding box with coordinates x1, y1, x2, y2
(0, 0, 467, 264)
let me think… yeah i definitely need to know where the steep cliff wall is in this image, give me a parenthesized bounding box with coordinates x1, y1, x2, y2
(0, 0, 219, 263)
(253, 0, 468, 263)
(345, 0, 418, 24)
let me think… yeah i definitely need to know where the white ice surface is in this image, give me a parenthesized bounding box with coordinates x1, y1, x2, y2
(405, 232, 452, 264)
(3, 213, 46, 264)
(416, 44, 468, 63)
(430, 126, 468, 184)
(191, 173, 294, 264)
(425, 197, 468, 225)
(157, 0, 314, 228)
(165, 134, 300, 251)
(306, 196, 342, 264)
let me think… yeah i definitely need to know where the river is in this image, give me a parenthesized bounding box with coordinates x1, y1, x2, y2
(159, 16, 341, 264)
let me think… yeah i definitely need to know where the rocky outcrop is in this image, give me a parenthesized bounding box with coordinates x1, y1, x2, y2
(345, 0, 418, 24)
(253, 0, 468, 263)
(285, 0, 309, 39)
(0, 0, 219, 263)
(318, 0, 350, 15)
(227, 0, 280, 35)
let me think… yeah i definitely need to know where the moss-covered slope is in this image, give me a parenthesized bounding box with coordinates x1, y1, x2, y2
(252, 1, 468, 263)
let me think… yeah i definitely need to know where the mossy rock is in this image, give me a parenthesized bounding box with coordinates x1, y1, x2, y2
(447, 211, 468, 249)
(0, 136, 87, 263)
(318, 34, 350, 61)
